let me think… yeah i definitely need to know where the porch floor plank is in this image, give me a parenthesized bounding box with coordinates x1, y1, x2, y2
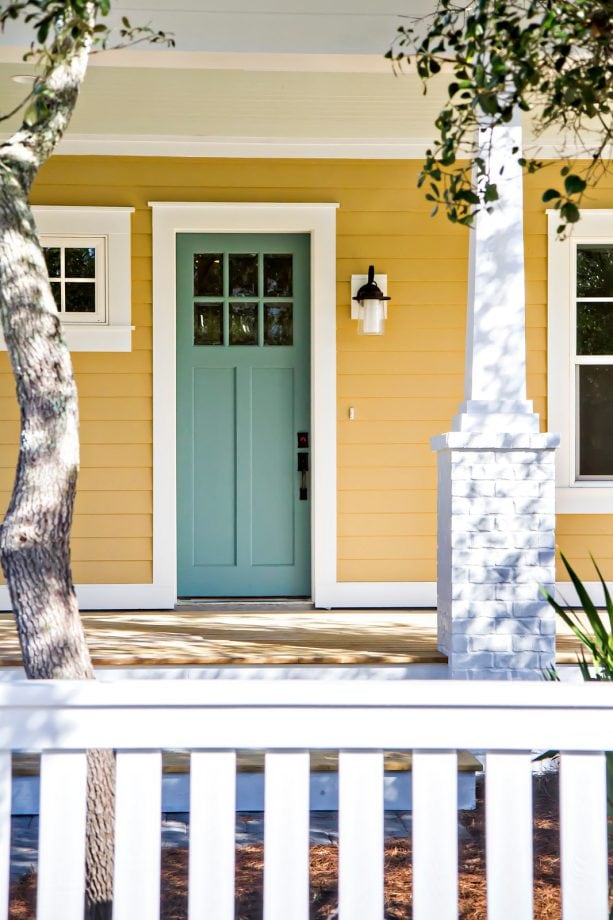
(0, 608, 588, 668)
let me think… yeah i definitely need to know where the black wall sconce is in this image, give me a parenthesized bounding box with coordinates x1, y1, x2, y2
(351, 265, 391, 335)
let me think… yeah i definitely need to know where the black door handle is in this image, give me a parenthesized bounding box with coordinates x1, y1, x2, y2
(297, 450, 309, 500)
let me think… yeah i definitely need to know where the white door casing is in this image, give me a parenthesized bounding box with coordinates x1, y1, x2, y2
(150, 202, 338, 607)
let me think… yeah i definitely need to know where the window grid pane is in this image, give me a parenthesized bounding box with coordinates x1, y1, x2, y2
(192, 251, 296, 348)
(42, 243, 100, 317)
(577, 245, 613, 298)
(575, 242, 613, 479)
(577, 365, 613, 477)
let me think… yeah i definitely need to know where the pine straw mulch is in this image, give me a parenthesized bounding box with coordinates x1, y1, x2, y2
(8, 770, 610, 919)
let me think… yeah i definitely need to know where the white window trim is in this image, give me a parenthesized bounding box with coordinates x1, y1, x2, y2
(0, 206, 134, 352)
(548, 208, 613, 513)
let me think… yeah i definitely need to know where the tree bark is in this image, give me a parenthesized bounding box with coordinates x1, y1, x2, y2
(0, 9, 115, 916)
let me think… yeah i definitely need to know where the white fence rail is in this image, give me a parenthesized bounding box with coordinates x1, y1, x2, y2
(0, 679, 611, 919)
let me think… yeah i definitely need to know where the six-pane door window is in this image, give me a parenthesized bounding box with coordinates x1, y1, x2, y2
(575, 244, 613, 477)
(192, 251, 293, 347)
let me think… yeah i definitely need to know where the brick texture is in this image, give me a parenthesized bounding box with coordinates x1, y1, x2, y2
(436, 440, 557, 679)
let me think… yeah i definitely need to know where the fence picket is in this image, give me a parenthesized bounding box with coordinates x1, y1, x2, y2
(0, 753, 10, 920)
(338, 751, 384, 920)
(412, 750, 457, 920)
(560, 751, 608, 920)
(188, 751, 236, 920)
(263, 751, 310, 920)
(486, 752, 533, 920)
(36, 751, 87, 920)
(113, 751, 162, 920)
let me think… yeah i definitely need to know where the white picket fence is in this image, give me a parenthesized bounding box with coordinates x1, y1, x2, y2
(0, 679, 611, 920)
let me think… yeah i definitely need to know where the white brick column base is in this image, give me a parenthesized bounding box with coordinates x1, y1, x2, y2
(432, 431, 560, 680)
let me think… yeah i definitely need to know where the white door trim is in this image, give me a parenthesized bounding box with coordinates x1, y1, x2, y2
(149, 201, 338, 607)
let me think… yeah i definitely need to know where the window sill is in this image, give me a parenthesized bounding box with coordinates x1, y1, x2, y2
(0, 324, 134, 352)
(556, 486, 613, 514)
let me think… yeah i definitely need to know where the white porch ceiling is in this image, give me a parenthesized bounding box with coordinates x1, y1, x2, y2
(0, 2, 580, 154)
(0, 0, 436, 56)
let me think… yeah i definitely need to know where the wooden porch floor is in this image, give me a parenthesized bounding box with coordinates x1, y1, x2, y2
(0, 608, 587, 668)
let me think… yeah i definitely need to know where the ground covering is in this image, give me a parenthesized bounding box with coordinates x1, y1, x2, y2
(8, 770, 610, 919)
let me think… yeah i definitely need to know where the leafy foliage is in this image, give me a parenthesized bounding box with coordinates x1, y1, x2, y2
(541, 554, 613, 897)
(543, 552, 613, 679)
(388, 0, 613, 231)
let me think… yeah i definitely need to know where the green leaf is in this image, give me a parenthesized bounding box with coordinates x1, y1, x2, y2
(542, 188, 561, 202)
(564, 174, 587, 195)
(560, 201, 580, 223)
(483, 184, 499, 203)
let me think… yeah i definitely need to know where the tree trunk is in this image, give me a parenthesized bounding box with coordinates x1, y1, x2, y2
(0, 31, 115, 915)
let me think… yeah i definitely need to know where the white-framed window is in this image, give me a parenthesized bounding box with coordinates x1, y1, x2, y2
(42, 237, 106, 324)
(0, 206, 134, 351)
(548, 209, 613, 512)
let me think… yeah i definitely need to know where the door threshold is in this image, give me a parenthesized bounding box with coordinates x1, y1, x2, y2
(175, 598, 315, 612)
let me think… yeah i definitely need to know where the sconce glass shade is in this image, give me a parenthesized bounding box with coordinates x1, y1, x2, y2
(358, 298, 385, 335)
(353, 266, 390, 336)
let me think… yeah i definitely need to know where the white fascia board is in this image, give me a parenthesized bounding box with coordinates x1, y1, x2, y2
(55, 135, 433, 158)
(0, 126, 606, 162)
(16, 134, 612, 160)
(0, 46, 425, 73)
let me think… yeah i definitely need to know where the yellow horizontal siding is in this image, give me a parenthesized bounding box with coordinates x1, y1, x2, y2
(338, 491, 436, 515)
(71, 561, 152, 583)
(338, 559, 436, 581)
(339, 536, 436, 560)
(71, 514, 152, 538)
(339, 468, 436, 492)
(338, 374, 464, 399)
(337, 443, 435, 467)
(19, 155, 608, 590)
(338, 513, 436, 537)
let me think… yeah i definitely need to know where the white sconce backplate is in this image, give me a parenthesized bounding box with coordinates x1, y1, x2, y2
(350, 273, 388, 320)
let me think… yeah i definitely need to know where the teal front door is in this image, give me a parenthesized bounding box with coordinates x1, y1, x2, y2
(176, 233, 311, 597)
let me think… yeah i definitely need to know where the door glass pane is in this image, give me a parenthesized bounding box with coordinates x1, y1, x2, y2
(194, 253, 223, 296)
(44, 247, 61, 278)
(229, 303, 258, 345)
(264, 303, 293, 346)
(229, 254, 258, 296)
(577, 246, 613, 298)
(577, 302, 613, 355)
(264, 254, 293, 296)
(50, 281, 61, 310)
(65, 247, 95, 278)
(65, 282, 96, 312)
(194, 302, 223, 346)
(578, 365, 613, 475)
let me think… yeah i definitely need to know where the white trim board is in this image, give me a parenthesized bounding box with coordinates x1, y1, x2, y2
(150, 202, 338, 608)
(0, 580, 605, 611)
(0, 47, 426, 73)
(11, 134, 611, 160)
(548, 209, 613, 513)
(0, 582, 434, 610)
(51, 135, 434, 159)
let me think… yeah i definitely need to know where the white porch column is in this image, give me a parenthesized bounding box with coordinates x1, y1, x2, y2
(432, 114, 559, 679)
